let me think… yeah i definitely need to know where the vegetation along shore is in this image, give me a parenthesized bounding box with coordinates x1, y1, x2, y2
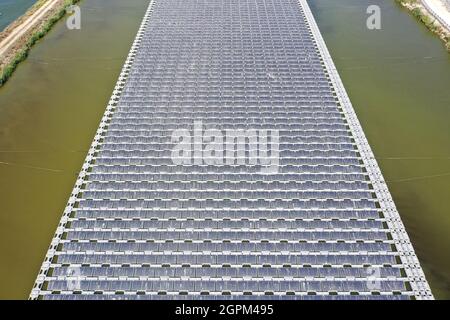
(0, 0, 81, 87)
(396, 0, 450, 51)
(0, 0, 448, 89)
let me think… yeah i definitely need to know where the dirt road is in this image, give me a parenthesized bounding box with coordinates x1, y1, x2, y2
(0, 0, 61, 59)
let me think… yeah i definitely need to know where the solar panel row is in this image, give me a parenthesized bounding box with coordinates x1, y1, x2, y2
(30, 0, 432, 300)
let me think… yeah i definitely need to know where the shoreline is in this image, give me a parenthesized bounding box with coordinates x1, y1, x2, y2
(0, 0, 447, 88)
(396, 0, 450, 52)
(0, 0, 80, 87)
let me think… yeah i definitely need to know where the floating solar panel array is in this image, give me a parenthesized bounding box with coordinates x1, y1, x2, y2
(30, 0, 433, 300)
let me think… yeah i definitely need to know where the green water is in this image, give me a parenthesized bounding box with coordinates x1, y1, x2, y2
(0, 0, 150, 299)
(310, 0, 450, 299)
(0, 0, 448, 299)
(0, 0, 36, 31)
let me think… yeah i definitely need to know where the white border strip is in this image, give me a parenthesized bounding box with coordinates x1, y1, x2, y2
(422, 0, 450, 32)
(29, 0, 156, 300)
(298, 0, 433, 299)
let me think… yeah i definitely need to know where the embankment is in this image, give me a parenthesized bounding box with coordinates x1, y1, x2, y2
(0, 0, 80, 87)
(396, 0, 450, 51)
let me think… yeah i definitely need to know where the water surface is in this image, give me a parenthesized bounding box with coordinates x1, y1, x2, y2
(310, 0, 450, 299)
(0, 0, 36, 31)
(0, 0, 150, 299)
(0, 0, 449, 299)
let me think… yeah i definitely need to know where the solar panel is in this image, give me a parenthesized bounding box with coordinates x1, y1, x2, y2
(30, 0, 432, 300)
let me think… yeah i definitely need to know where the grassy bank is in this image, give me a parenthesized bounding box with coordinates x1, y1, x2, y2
(0, 0, 81, 87)
(396, 0, 450, 51)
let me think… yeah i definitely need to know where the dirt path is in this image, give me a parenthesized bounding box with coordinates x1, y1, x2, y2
(0, 0, 60, 59)
(422, 0, 450, 32)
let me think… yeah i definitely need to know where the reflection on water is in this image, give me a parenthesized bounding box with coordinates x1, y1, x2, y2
(0, 0, 449, 299)
(0, 0, 36, 31)
(0, 0, 150, 299)
(310, 0, 450, 299)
